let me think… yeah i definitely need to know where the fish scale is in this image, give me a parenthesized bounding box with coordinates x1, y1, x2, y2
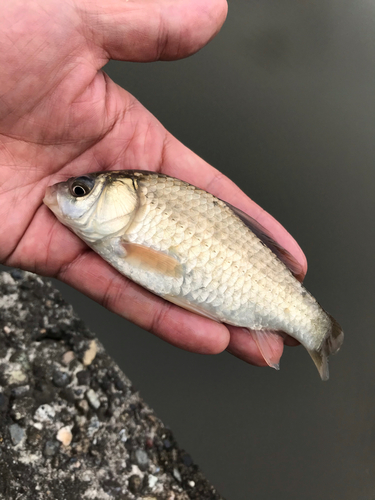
(43, 170, 343, 379)
(133, 177, 323, 334)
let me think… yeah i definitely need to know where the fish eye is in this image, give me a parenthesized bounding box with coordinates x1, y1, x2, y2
(69, 176, 95, 198)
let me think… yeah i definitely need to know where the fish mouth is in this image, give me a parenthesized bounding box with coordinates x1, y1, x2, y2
(43, 184, 62, 217)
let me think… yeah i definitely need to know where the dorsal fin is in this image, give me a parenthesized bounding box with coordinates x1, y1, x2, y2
(225, 202, 304, 282)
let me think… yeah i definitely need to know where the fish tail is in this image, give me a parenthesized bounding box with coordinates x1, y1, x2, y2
(307, 314, 343, 381)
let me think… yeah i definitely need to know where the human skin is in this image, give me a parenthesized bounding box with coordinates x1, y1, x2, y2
(0, 0, 306, 367)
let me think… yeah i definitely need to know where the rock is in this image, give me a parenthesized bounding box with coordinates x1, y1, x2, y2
(82, 340, 97, 366)
(52, 370, 71, 388)
(76, 370, 90, 386)
(33, 381, 55, 406)
(173, 467, 182, 482)
(43, 440, 60, 457)
(0, 270, 224, 500)
(119, 428, 128, 442)
(114, 376, 127, 392)
(9, 351, 29, 367)
(87, 416, 100, 437)
(148, 475, 158, 489)
(128, 474, 142, 494)
(86, 389, 100, 409)
(9, 268, 24, 280)
(11, 396, 34, 421)
(59, 388, 76, 404)
(56, 426, 73, 446)
(11, 385, 30, 398)
(27, 427, 43, 447)
(34, 404, 55, 422)
(77, 399, 89, 414)
(164, 438, 172, 449)
(62, 351, 75, 365)
(133, 449, 149, 471)
(0, 365, 28, 386)
(9, 424, 25, 446)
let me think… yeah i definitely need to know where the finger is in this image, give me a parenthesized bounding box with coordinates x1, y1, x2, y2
(83, 0, 228, 62)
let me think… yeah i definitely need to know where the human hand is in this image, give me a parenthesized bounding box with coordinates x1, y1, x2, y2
(0, 0, 306, 368)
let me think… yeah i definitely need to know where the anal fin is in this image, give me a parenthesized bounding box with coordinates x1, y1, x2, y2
(243, 328, 284, 370)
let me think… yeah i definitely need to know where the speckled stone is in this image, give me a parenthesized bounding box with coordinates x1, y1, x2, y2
(52, 370, 71, 388)
(43, 440, 60, 457)
(9, 424, 25, 446)
(0, 269, 224, 500)
(133, 448, 149, 471)
(128, 474, 143, 494)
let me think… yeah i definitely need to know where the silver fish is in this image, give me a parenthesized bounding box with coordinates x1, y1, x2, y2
(43, 170, 343, 379)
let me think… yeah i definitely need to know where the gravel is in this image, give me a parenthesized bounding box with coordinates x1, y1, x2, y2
(0, 270, 225, 500)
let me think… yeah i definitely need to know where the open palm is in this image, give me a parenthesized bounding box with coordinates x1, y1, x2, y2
(0, 0, 306, 367)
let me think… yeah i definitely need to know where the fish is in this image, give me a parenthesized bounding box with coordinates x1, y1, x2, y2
(43, 170, 343, 380)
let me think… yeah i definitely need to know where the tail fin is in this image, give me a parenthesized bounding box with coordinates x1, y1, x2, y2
(307, 314, 344, 381)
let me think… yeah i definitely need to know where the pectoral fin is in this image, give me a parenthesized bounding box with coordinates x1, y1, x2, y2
(121, 242, 182, 278)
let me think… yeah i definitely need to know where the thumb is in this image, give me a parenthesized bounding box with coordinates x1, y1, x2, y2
(82, 0, 228, 62)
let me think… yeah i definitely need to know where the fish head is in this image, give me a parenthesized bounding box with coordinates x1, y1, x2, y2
(43, 172, 139, 242)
